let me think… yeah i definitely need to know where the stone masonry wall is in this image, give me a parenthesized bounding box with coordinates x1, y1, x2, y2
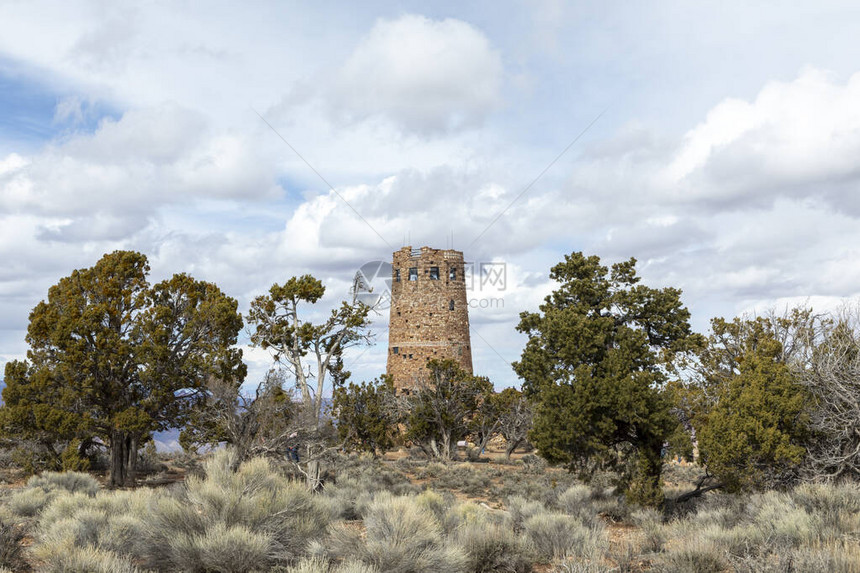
(386, 246, 473, 391)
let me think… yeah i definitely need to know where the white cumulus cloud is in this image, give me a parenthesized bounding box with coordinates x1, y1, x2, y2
(329, 14, 504, 134)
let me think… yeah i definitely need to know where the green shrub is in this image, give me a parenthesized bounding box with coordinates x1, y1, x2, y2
(414, 489, 459, 532)
(588, 492, 628, 523)
(696, 522, 765, 558)
(60, 440, 91, 472)
(393, 457, 418, 473)
(286, 557, 382, 573)
(791, 482, 860, 514)
(42, 508, 112, 549)
(493, 470, 578, 506)
(10, 445, 57, 475)
(417, 462, 448, 479)
(556, 484, 611, 526)
(608, 540, 641, 573)
(658, 483, 860, 573)
(324, 481, 377, 521)
(38, 488, 153, 530)
(588, 470, 623, 492)
(660, 463, 703, 488)
(432, 464, 493, 496)
(684, 505, 740, 530)
(445, 501, 508, 534)
(720, 540, 860, 573)
(553, 483, 627, 524)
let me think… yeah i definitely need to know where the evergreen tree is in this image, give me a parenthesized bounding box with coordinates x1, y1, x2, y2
(0, 251, 245, 486)
(693, 315, 811, 491)
(514, 252, 700, 506)
(332, 376, 398, 457)
(406, 359, 493, 460)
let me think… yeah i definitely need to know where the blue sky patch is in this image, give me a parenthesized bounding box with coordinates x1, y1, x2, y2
(0, 57, 119, 152)
(0, 60, 59, 148)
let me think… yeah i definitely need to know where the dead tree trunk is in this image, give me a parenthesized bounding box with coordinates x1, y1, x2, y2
(505, 438, 523, 461)
(672, 473, 724, 504)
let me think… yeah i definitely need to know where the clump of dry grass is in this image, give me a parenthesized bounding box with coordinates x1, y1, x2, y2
(28, 488, 153, 570)
(656, 480, 860, 572)
(6, 470, 100, 518)
(3, 452, 858, 573)
(321, 492, 468, 573)
(0, 516, 26, 571)
(142, 449, 330, 571)
(655, 537, 725, 573)
(522, 512, 607, 563)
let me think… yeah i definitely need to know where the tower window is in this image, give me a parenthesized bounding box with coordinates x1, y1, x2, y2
(429, 266, 439, 280)
(449, 267, 457, 280)
(392, 347, 399, 354)
(395, 269, 400, 282)
(449, 300, 455, 311)
(408, 267, 418, 281)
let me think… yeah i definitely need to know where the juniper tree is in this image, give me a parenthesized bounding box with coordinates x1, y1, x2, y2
(691, 314, 812, 491)
(406, 359, 494, 460)
(0, 251, 245, 486)
(514, 252, 700, 506)
(332, 376, 399, 457)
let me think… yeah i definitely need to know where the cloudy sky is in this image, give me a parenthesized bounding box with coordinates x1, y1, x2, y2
(3, 1, 860, 392)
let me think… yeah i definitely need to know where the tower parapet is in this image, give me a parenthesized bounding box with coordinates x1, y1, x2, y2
(386, 246, 473, 391)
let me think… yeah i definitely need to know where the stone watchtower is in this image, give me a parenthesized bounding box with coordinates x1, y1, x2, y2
(386, 246, 473, 391)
